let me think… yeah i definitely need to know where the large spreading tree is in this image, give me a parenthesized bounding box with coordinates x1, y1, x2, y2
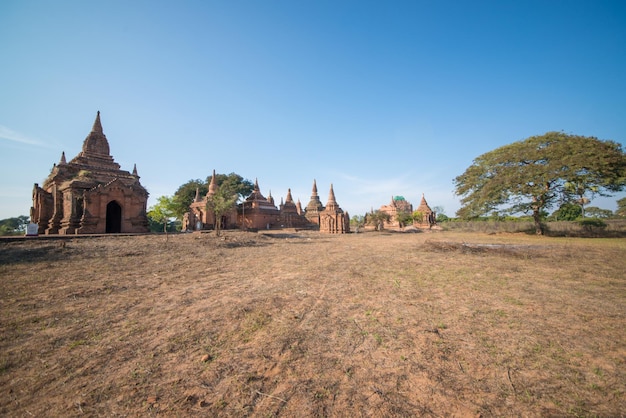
(454, 132, 626, 235)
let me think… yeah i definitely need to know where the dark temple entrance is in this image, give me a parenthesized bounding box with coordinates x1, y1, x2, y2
(106, 201, 122, 233)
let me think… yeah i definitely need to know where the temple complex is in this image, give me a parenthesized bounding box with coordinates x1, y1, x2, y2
(380, 196, 414, 229)
(183, 176, 350, 233)
(278, 188, 310, 228)
(187, 170, 239, 231)
(239, 179, 281, 230)
(30, 112, 149, 234)
(186, 175, 281, 231)
(375, 193, 436, 230)
(319, 184, 350, 234)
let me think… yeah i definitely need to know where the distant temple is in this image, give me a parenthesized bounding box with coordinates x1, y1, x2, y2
(183, 176, 349, 233)
(380, 196, 414, 229)
(303, 179, 325, 225)
(377, 193, 436, 230)
(414, 193, 436, 227)
(319, 184, 350, 234)
(30, 112, 149, 234)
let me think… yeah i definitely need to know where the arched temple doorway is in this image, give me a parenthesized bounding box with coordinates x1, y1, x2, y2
(106, 201, 122, 233)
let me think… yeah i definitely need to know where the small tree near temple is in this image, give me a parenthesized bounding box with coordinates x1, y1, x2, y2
(396, 211, 413, 229)
(206, 187, 239, 237)
(366, 210, 391, 231)
(147, 196, 176, 238)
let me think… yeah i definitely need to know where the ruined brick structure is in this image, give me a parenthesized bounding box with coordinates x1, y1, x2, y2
(414, 193, 436, 228)
(187, 175, 282, 231)
(376, 193, 436, 230)
(303, 179, 325, 225)
(278, 189, 311, 228)
(239, 179, 281, 230)
(380, 196, 414, 229)
(185, 176, 349, 233)
(31, 112, 149, 234)
(319, 184, 350, 234)
(187, 170, 240, 231)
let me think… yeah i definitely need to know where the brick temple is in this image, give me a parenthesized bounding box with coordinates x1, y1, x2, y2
(30, 112, 149, 234)
(184, 176, 349, 233)
(378, 193, 436, 230)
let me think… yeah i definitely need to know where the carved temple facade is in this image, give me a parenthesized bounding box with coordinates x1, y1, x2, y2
(30, 112, 149, 234)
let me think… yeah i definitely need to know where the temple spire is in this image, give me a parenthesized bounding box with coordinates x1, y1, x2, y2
(81, 111, 111, 157)
(208, 169, 218, 196)
(92, 111, 103, 133)
(59, 151, 67, 164)
(132, 163, 138, 176)
(286, 188, 294, 203)
(311, 179, 318, 195)
(327, 183, 337, 204)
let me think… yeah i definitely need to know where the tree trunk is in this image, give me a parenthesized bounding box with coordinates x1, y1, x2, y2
(532, 210, 544, 235)
(215, 217, 222, 237)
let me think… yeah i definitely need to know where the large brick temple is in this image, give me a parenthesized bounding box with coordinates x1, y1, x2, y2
(30, 112, 149, 234)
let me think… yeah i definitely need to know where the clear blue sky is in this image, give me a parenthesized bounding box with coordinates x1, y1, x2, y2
(1, 0, 625, 220)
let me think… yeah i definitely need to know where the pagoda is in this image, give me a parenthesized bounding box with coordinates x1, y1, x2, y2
(31, 112, 149, 234)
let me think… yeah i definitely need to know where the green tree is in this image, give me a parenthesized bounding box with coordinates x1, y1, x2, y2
(617, 197, 626, 218)
(0, 216, 29, 236)
(208, 172, 254, 198)
(584, 206, 613, 219)
(147, 196, 176, 234)
(350, 215, 365, 232)
(171, 179, 207, 220)
(206, 186, 239, 237)
(396, 211, 413, 228)
(366, 210, 391, 231)
(551, 202, 582, 221)
(454, 132, 626, 235)
(411, 210, 424, 223)
(171, 173, 254, 224)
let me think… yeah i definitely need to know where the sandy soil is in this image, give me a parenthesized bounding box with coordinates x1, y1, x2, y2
(1, 230, 625, 417)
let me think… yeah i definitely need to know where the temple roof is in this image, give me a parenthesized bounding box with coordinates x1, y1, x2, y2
(243, 179, 279, 212)
(305, 179, 324, 213)
(42, 112, 145, 193)
(323, 184, 343, 213)
(207, 169, 218, 196)
(81, 111, 111, 157)
(416, 193, 433, 213)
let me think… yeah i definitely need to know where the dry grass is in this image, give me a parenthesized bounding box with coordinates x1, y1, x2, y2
(1, 230, 625, 417)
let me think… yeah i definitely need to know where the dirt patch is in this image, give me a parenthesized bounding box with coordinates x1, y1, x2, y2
(1, 231, 624, 416)
(422, 239, 552, 258)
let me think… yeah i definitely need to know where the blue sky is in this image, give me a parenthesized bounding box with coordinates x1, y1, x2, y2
(1, 0, 625, 220)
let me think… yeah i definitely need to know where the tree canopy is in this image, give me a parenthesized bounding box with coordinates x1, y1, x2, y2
(454, 132, 626, 234)
(365, 210, 391, 231)
(147, 196, 176, 233)
(0, 216, 29, 236)
(170, 173, 254, 220)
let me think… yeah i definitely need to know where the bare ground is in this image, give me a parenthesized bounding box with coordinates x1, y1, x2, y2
(1, 230, 625, 417)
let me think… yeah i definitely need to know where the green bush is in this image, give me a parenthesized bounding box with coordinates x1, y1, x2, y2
(578, 218, 607, 229)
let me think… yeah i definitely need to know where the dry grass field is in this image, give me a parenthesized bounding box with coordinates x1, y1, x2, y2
(1, 230, 625, 417)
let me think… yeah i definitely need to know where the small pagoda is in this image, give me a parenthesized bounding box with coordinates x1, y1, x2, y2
(319, 184, 350, 234)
